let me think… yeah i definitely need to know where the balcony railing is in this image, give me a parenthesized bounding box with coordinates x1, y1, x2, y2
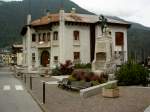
(31, 41, 51, 48)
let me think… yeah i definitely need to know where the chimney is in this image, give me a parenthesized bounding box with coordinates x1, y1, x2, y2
(27, 14, 31, 25)
(46, 9, 50, 16)
(59, 9, 65, 22)
(71, 8, 76, 14)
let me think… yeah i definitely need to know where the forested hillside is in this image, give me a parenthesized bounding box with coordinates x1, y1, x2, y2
(0, 0, 150, 60)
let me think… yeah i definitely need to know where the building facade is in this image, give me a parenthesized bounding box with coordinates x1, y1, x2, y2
(21, 9, 130, 70)
(12, 44, 23, 65)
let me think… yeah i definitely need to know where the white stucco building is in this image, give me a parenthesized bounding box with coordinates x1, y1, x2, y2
(21, 9, 130, 70)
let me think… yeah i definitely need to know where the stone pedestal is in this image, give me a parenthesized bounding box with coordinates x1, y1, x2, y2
(92, 33, 112, 72)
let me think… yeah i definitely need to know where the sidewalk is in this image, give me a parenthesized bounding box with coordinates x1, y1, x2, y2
(0, 66, 43, 112)
(17, 73, 150, 112)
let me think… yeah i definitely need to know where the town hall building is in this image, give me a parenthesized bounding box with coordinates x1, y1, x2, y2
(21, 9, 130, 71)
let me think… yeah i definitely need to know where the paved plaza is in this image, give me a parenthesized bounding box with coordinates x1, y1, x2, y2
(17, 70, 150, 112)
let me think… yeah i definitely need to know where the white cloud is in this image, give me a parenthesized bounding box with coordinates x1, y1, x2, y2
(71, 0, 150, 27)
(1, 0, 150, 27)
(0, 0, 22, 1)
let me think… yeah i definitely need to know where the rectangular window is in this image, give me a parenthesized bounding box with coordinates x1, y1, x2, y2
(115, 32, 124, 45)
(32, 34, 36, 42)
(74, 52, 80, 60)
(54, 56, 58, 61)
(43, 33, 46, 41)
(74, 31, 79, 40)
(38, 33, 41, 42)
(53, 31, 58, 40)
(47, 32, 51, 41)
(32, 53, 35, 62)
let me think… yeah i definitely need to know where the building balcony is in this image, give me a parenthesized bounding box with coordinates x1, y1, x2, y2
(31, 41, 51, 48)
(38, 42, 51, 48)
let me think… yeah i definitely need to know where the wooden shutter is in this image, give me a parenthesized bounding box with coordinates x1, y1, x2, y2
(115, 32, 124, 45)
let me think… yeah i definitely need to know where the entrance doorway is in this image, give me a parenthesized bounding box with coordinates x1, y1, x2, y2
(41, 51, 50, 67)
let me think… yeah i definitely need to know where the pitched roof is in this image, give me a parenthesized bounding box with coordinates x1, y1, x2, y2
(12, 44, 23, 48)
(31, 14, 59, 26)
(31, 12, 129, 26)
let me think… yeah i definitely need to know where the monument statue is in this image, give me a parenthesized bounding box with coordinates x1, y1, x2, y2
(99, 15, 108, 34)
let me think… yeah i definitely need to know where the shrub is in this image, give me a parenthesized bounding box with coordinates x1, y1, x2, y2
(104, 82, 118, 89)
(85, 71, 95, 82)
(68, 70, 108, 84)
(99, 72, 108, 83)
(68, 75, 77, 81)
(72, 70, 85, 81)
(115, 60, 149, 86)
(51, 60, 74, 76)
(51, 66, 62, 76)
(60, 60, 74, 75)
(90, 80, 100, 86)
(74, 63, 91, 69)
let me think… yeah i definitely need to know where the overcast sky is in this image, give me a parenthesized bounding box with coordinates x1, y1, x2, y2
(1, 0, 150, 27)
(71, 0, 150, 27)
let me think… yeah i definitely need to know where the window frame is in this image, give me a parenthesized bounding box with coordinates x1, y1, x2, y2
(54, 56, 58, 62)
(74, 52, 80, 60)
(47, 32, 51, 41)
(53, 31, 58, 40)
(32, 53, 35, 62)
(32, 34, 36, 42)
(73, 30, 80, 41)
(115, 32, 124, 46)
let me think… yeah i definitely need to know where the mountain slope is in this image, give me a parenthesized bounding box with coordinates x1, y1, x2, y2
(0, 0, 150, 60)
(0, 0, 93, 47)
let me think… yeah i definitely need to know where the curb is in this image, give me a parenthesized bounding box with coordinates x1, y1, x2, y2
(144, 105, 150, 112)
(12, 71, 48, 112)
(26, 87, 48, 112)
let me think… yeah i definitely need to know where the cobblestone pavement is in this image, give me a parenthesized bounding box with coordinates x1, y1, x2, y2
(18, 74, 150, 112)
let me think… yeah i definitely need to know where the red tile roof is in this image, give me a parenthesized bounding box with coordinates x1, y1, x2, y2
(31, 13, 129, 26)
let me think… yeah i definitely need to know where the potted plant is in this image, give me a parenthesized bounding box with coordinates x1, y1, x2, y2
(102, 82, 119, 98)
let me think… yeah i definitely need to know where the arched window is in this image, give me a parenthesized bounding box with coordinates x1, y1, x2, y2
(73, 31, 79, 40)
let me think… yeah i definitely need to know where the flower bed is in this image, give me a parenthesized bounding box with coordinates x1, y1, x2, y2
(68, 70, 108, 86)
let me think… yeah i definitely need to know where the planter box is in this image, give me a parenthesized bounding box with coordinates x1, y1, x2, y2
(80, 80, 117, 98)
(102, 88, 119, 98)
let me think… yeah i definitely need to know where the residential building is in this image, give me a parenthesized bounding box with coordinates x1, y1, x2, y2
(12, 44, 23, 65)
(21, 9, 130, 70)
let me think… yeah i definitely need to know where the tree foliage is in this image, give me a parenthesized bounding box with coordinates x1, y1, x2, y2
(115, 59, 149, 86)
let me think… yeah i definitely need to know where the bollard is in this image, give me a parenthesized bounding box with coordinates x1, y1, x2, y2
(24, 74, 26, 84)
(43, 81, 45, 104)
(30, 76, 32, 90)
